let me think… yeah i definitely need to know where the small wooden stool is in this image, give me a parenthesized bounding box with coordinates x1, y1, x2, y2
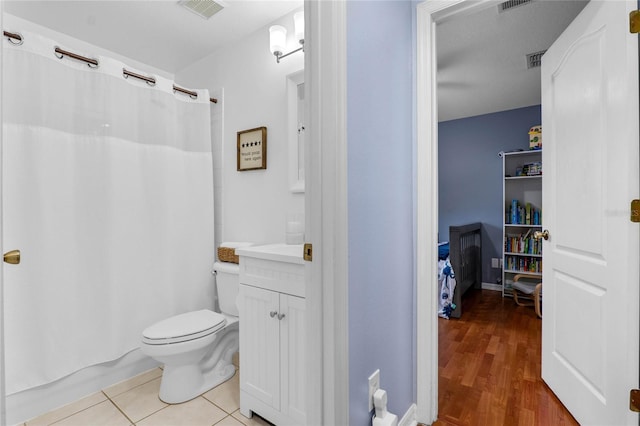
(511, 274, 542, 318)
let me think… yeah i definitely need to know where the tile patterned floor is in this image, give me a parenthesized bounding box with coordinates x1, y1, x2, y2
(22, 360, 273, 426)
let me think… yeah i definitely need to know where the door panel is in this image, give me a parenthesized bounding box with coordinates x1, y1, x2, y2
(541, 0, 639, 424)
(552, 28, 605, 257)
(554, 272, 605, 397)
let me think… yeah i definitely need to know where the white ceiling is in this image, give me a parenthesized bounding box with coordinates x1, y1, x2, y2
(437, 0, 588, 121)
(4, 0, 587, 122)
(3, 0, 303, 75)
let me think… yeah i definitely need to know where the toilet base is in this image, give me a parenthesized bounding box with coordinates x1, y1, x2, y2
(159, 360, 236, 404)
(157, 325, 239, 404)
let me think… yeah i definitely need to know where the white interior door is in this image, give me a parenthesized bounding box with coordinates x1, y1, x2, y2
(541, 1, 639, 424)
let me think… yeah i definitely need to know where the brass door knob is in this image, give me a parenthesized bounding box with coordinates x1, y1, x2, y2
(3, 249, 20, 265)
(534, 230, 549, 241)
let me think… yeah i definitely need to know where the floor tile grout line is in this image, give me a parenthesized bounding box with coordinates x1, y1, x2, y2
(213, 414, 236, 426)
(103, 368, 164, 399)
(30, 366, 243, 426)
(98, 370, 166, 425)
(39, 395, 110, 426)
(200, 395, 234, 415)
(33, 392, 111, 426)
(101, 390, 137, 425)
(123, 396, 230, 426)
(132, 406, 169, 426)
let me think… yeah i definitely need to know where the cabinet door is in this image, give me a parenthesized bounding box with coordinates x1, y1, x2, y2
(238, 285, 280, 409)
(280, 294, 306, 424)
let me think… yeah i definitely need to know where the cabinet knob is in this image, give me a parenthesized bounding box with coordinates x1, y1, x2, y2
(277, 313, 286, 320)
(269, 311, 278, 318)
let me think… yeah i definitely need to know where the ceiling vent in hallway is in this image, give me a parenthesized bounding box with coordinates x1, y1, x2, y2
(178, 0, 225, 19)
(499, 0, 533, 13)
(526, 50, 547, 69)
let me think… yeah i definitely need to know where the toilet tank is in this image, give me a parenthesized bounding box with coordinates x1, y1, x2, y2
(213, 262, 239, 316)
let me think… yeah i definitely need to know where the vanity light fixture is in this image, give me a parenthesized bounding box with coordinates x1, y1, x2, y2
(269, 11, 304, 63)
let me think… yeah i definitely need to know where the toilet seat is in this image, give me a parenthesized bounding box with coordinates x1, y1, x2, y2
(142, 310, 227, 345)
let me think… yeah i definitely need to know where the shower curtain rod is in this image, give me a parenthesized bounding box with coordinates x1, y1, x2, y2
(55, 48, 219, 103)
(3, 30, 218, 104)
(173, 84, 218, 104)
(123, 69, 219, 104)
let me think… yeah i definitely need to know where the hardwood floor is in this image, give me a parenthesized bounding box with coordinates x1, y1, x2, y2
(434, 289, 578, 426)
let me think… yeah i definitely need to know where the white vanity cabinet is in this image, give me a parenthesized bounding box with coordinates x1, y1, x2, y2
(236, 244, 306, 426)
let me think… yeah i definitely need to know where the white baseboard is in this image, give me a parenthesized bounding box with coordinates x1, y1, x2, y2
(6, 349, 159, 425)
(481, 282, 502, 292)
(399, 403, 417, 426)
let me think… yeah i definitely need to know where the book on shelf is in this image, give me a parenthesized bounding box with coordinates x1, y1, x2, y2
(504, 255, 542, 273)
(506, 199, 542, 225)
(504, 229, 542, 255)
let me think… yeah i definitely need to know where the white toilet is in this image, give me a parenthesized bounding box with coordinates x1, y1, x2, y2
(140, 262, 240, 404)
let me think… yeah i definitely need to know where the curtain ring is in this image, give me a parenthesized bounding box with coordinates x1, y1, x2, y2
(123, 68, 156, 86)
(54, 46, 99, 68)
(6, 32, 23, 46)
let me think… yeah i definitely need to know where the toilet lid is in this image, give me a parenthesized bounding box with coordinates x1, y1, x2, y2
(142, 310, 226, 345)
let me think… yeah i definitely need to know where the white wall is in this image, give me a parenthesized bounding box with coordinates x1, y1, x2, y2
(176, 9, 304, 248)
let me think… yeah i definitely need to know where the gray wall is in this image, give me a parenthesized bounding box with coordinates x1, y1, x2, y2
(438, 105, 541, 284)
(347, 1, 415, 424)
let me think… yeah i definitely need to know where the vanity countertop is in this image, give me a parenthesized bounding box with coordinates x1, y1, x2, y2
(236, 243, 305, 265)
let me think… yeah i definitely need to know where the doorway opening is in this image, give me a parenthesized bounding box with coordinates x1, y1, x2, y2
(417, 0, 587, 423)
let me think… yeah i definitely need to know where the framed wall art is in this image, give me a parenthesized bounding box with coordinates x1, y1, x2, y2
(237, 126, 267, 171)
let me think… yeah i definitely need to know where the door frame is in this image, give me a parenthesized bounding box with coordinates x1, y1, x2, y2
(304, 0, 349, 424)
(417, 0, 640, 423)
(415, 0, 516, 423)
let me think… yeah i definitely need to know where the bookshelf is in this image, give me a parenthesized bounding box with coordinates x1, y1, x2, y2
(502, 150, 542, 297)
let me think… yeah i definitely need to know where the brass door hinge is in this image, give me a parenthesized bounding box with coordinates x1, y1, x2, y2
(631, 199, 640, 223)
(631, 10, 640, 34)
(303, 243, 312, 261)
(630, 389, 640, 412)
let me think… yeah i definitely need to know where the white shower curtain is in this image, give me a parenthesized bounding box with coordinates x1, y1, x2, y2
(2, 31, 215, 395)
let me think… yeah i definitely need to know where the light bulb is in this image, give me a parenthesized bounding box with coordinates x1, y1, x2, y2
(269, 25, 287, 56)
(294, 11, 304, 45)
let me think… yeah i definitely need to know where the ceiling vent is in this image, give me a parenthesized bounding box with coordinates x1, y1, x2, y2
(178, 0, 225, 20)
(499, 0, 533, 13)
(526, 50, 547, 69)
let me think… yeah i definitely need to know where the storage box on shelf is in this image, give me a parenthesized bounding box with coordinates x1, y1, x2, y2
(502, 150, 542, 297)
